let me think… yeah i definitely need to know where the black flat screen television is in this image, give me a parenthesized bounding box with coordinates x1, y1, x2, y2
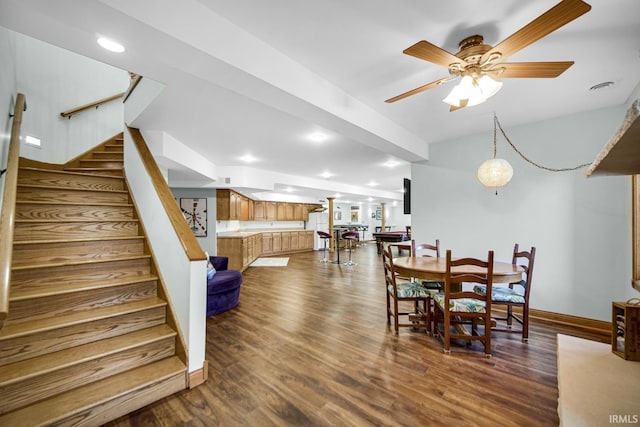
(403, 178, 411, 215)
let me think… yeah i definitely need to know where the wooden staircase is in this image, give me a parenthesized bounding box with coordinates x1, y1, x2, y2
(0, 134, 188, 426)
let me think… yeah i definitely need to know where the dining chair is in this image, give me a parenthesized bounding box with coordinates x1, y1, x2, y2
(409, 239, 443, 327)
(411, 239, 443, 288)
(433, 249, 494, 357)
(382, 244, 433, 334)
(473, 244, 536, 342)
(387, 242, 411, 257)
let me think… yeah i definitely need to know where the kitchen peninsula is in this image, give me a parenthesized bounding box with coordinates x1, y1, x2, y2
(217, 229, 314, 271)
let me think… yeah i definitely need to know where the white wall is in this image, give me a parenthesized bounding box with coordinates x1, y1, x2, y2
(412, 105, 638, 321)
(0, 27, 17, 207)
(14, 31, 128, 163)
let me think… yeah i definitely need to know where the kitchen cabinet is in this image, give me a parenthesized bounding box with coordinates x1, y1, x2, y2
(216, 189, 249, 221)
(218, 230, 314, 271)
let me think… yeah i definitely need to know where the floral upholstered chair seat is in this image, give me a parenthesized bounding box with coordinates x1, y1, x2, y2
(389, 281, 436, 299)
(433, 293, 487, 313)
(473, 282, 525, 304)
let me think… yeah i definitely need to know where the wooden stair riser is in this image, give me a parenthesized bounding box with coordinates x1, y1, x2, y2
(10, 258, 151, 291)
(14, 220, 139, 240)
(103, 144, 123, 152)
(17, 186, 129, 204)
(78, 160, 123, 169)
(0, 336, 176, 415)
(14, 202, 134, 221)
(7, 281, 158, 324)
(89, 151, 124, 160)
(18, 169, 124, 191)
(0, 357, 186, 427)
(12, 238, 144, 267)
(0, 305, 167, 367)
(63, 168, 124, 177)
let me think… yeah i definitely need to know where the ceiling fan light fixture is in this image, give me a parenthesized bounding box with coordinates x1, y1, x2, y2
(477, 75, 503, 99)
(442, 74, 503, 108)
(442, 76, 482, 107)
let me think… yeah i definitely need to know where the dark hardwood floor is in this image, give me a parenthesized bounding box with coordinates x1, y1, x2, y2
(106, 242, 607, 426)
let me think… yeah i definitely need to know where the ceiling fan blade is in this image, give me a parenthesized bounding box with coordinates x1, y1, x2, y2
(385, 77, 452, 103)
(403, 40, 467, 68)
(481, 0, 591, 63)
(496, 61, 574, 78)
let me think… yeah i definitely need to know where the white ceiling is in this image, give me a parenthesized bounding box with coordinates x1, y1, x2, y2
(2, 0, 639, 205)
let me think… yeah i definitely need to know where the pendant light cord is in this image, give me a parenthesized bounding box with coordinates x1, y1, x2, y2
(494, 114, 592, 172)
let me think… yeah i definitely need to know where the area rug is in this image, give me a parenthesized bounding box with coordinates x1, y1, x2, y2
(249, 257, 289, 267)
(557, 333, 640, 427)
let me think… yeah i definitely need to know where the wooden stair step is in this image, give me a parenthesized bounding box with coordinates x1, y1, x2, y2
(7, 279, 158, 323)
(17, 185, 129, 204)
(64, 167, 124, 176)
(0, 356, 186, 427)
(0, 325, 177, 414)
(0, 298, 168, 366)
(12, 236, 145, 267)
(10, 257, 152, 290)
(63, 167, 123, 177)
(78, 159, 124, 168)
(18, 167, 124, 190)
(13, 219, 139, 240)
(103, 144, 123, 152)
(9, 274, 158, 300)
(14, 201, 134, 220)
(11, 253, 150, 271)
(89, 151, 124, 160)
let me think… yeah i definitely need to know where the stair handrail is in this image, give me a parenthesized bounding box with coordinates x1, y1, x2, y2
(127, 127, 206, 261)
(60, 92, 125, 119)
(122, 73, 142, 103)
(0, 93, 27, 328)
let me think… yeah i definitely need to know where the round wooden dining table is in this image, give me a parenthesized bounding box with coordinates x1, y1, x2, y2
(393, 256, 524, 284)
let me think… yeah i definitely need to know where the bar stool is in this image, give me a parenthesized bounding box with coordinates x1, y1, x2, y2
(341, 230, 359, 267)
(316, 231, 331, 263)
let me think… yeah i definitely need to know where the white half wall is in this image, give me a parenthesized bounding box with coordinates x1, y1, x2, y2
(124, 130, 206, 373)
(412, 105, 638, 321)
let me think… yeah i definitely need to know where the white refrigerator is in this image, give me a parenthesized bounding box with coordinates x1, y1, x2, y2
(307, 212, 329, 250)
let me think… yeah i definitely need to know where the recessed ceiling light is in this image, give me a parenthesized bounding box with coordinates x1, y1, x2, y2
(239, 154, 258, 163)
(319, 171, 334, 179)
(308, 132, 328, 142)
(384, 160, 399, 168)
(284, 187, 294, 192)
(367, 181, 379, 187)
(97, 37, 125, 53)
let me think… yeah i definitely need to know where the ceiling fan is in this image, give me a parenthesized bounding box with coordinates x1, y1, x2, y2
(385, 0, 591, 111)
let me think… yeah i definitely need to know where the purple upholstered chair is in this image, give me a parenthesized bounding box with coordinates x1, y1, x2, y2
(207, 256, 243, 316)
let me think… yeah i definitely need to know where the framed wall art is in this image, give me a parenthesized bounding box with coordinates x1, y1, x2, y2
(180, 197, 207, 237)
